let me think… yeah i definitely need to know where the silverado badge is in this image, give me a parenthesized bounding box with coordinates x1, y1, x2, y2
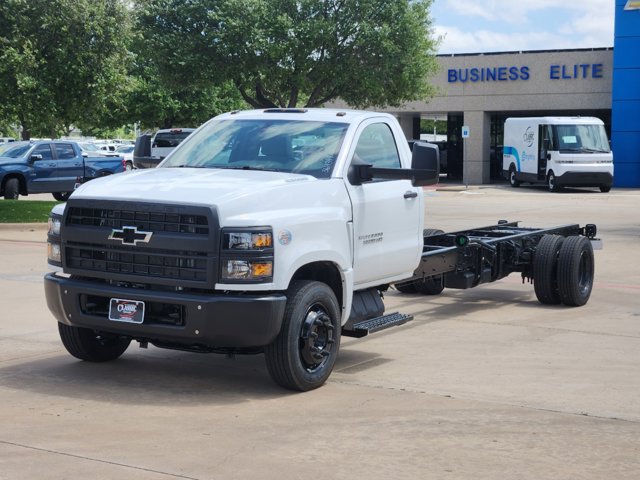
(109, 226, 153, 246)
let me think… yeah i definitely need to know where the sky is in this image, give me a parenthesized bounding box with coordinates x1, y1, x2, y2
(431, 0, 615, 54)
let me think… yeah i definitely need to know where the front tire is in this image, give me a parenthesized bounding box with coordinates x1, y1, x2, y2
(4, 178, 19, 199)
(600, 186, 611, 193)
(58, 323, 131, 362)
(547, 171, 561, 192)
(264, 281, 341, 391)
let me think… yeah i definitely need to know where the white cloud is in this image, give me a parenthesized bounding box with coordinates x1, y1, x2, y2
(434, 0, 615, 54)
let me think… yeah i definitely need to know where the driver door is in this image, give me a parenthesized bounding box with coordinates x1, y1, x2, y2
(345, 120, 422, 287)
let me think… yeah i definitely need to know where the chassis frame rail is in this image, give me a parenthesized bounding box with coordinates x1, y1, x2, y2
(412, 221, 597, 290)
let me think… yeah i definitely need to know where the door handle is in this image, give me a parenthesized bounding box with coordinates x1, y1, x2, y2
(47, 163, 56, 167)
(404, 191, 418, 199)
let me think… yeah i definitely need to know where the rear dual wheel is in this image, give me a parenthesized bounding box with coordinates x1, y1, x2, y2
(534, 235, 594, 306)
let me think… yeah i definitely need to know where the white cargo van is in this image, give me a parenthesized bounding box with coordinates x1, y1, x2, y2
(503, 117, 614, 192)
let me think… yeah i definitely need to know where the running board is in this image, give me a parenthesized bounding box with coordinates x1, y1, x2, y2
(343, 312, 413, 338)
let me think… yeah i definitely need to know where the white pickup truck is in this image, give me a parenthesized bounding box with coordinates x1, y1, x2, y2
(45, 108, 600, 391)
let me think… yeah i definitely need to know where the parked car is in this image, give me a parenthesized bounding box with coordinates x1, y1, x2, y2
(0, 140, 126, 200)
(114, 144, 134, 170)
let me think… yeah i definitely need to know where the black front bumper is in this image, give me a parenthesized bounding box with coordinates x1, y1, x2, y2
(45, 273, 286, 348)
(556, 171, 613, 187)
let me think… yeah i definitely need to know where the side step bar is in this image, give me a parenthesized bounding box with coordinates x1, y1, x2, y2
(343, 312, 413, 338)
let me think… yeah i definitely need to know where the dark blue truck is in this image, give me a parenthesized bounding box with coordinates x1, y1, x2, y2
(0, 140, 126, 200)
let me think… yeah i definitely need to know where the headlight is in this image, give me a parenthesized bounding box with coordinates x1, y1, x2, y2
(47, 213, 63, 266)
(221, 228, 274, 283)
(47, 242, 61, 264)
(223, 230, 272, 250)
(221, 259, 273, 282)
(48, 216, 61, 236)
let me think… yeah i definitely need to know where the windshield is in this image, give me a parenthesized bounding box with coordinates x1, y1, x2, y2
(115, 145, 134, 153)
(554, 124, 610, 153)
(161, 119, 349, 179)
(0, 143, 31, 158)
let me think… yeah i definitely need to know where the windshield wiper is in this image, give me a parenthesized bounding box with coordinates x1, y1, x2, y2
(217, 165, 280, 172)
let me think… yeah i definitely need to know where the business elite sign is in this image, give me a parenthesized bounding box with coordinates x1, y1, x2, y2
(448, 63, 605, 83)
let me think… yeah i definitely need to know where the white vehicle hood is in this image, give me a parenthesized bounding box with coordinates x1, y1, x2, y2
(73, 168, 318, 204)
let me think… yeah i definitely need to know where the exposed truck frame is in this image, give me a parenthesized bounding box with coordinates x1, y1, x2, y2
(344, 221, 597, 337)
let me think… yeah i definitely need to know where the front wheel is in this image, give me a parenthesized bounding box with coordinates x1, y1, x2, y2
(58, 323, 131, 362)
(264, 281, 341, 391)
(124, 161, 134, 171)
(547, 171, 561, 192)
(600, 186, 611, 193)
(52, 192, 71, 201)
(4, 178, 19, 199)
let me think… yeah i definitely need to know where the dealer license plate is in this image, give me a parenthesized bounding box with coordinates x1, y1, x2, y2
(109, 298, 145, 324)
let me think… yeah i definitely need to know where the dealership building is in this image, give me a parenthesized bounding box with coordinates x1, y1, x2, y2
(385, 1, 639, 187)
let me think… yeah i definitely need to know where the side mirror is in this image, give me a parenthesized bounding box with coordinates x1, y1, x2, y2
(410, 142, 439, 186)
(347, 142, 440, 187)
(30, 154, 43, 162)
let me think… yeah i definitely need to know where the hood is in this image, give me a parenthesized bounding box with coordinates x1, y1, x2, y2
(71, 167, 317, 206)
(0, 156, 21, 166)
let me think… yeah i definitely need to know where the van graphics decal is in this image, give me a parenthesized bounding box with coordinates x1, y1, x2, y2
(523, 127, 535, 147)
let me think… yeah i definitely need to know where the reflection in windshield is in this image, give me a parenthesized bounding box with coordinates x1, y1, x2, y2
(554, 124, 610, 153)
(0, 143, 31, 158)
(162, 119, 349, 179)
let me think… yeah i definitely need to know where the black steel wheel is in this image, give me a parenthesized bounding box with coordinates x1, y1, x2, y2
(58, 323, 131, 362)
(600, 186, 611, 193)
(533, 235, 564, 305)
(52, 192, 71, 201)
(4, 178, 19, 199)
(264, 280, 341, 391)
(509, 165, 520, 187)
(557, 236, 594, 307)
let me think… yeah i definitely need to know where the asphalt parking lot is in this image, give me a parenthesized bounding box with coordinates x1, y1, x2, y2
(1, 185, 639, 479)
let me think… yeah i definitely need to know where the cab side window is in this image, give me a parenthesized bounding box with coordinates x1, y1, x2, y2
(55, 144, 76, 160)
(32, 144, 53, 161)
(353, 123, 401, 169)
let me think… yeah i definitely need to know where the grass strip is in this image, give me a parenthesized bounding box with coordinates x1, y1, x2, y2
(0, 200, 60, 223)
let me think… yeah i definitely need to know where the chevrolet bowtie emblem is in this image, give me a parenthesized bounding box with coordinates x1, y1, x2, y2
(109, 226, 153, 246)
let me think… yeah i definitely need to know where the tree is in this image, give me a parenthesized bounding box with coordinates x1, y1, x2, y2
(137, 0, 439, 109)
(0, 0, 132, 139)
(123, 57, 246, 130)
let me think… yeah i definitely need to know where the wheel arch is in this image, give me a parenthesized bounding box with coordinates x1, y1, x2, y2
(289, 261, 345, 318)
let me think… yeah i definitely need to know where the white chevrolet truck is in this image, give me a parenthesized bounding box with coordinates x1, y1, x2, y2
(45, 109, 600, 391)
